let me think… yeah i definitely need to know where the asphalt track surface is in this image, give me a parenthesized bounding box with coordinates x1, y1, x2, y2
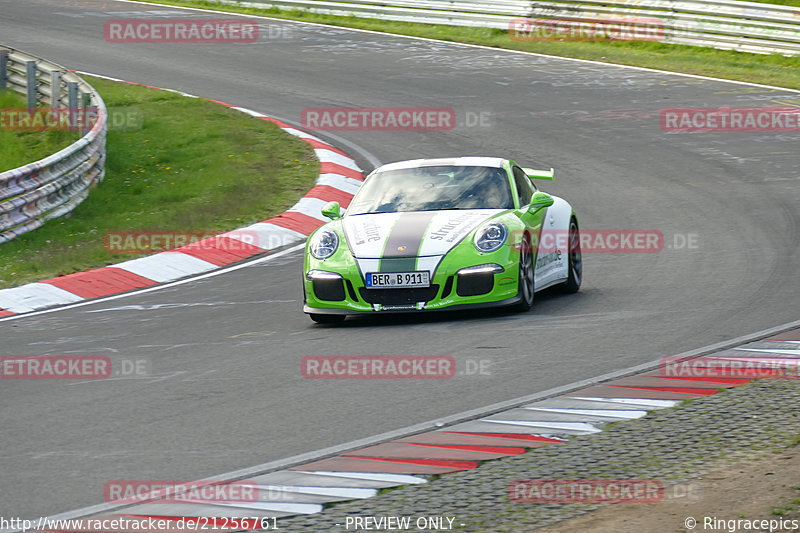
(1, 0, 799, 520)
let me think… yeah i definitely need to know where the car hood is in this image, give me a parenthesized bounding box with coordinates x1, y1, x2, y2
(341, 209, 502, 260)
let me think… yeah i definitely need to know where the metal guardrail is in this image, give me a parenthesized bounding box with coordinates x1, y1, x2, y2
(0, 45, 107, 244)
(217, 0, 800, 55)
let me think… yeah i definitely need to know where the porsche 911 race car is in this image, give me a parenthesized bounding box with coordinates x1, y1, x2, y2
(302, 157, 581, 323)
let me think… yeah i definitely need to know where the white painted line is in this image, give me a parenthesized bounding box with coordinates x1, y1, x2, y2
(230, 106, 267, 118)
(224, 223, 306, 250)
(483, 420, 602, 433)
(314, 149, 361, 170)
(735, 348, 800, 356)
(288, 197, 330, 221)
(712, 356, 800, 363)
(570, 397, 678, 408)
(114, 253, 217, 283)
(0, 283, 84, 313)
(112, 502, 295, 519)
(203, 501, 323, 514)
(282, 127, 324, 143)
(316, 173, 363, 195)
(298, 471, 427, 485)
(253, 485, 377, 499)
(522, 407, 648, 419)
(248, 471, 397, 488)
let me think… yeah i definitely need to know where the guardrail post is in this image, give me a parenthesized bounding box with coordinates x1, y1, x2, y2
(26, 60, 37, 109)
(81, 91, 92, 134)
(50, 70, 62, 108)
(67, 81, 78, 130)
(0, 50, 8, 90)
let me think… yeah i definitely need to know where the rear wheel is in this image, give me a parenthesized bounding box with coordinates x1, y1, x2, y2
(559, 218, 582, 294)
(309, 313, 346, 324)
(515, 233, 535, 312)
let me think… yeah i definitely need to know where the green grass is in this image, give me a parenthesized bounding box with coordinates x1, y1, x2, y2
(746, 0, 800, 6)
(0, 91, 81, 172)
(129, 0, 800, 89)
(0, 75, 317, 289)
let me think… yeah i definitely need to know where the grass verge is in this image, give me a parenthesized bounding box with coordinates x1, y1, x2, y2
(0, 90, 81, 172)
(0, 75, 318, 289)
(128, 0, 800, 89)
(747, 0, 800, 6)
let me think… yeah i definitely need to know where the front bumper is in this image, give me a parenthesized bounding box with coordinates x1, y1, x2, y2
(303, 295, 522, 315)
(303, 251, 521, 315)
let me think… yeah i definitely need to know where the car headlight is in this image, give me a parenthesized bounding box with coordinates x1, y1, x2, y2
(473, 222, 507, 253)
(309, 229, 339, 260)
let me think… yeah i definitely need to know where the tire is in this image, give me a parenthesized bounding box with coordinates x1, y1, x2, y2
(309, 313, 346, 324)
(515, 233, 535, 312)
(559, 218, 582, 294)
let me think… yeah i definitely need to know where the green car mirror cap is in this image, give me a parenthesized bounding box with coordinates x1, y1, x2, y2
(529, 191, 555, 213)
(321, 201, 342, 220)
(523, 167, 555, 181)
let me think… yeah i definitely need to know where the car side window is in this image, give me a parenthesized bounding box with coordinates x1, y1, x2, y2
(512, 166, 534, 206)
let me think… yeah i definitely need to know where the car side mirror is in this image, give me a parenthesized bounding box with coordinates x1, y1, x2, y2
(321, 201, 343, 220)
(528, 192, 554, 213)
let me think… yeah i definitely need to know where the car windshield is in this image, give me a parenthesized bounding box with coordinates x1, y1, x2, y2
(347, 165, 513, 215)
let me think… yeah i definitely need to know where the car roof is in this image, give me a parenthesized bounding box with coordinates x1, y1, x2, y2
(375, 157, 508, 173)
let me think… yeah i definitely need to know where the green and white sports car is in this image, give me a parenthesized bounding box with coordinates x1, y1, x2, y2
(303, 157, 581, 323)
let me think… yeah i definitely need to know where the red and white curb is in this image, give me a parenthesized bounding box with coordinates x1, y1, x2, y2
(33, 327, 799, 529)
(0, 76, 364, 317)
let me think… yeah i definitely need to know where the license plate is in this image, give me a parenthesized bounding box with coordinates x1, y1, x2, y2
(365, 271, 430, 289)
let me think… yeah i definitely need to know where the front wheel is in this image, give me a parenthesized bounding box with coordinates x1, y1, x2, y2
(558, 218, 582, 294)
(309, 313, 346, 324)
(514, 233, 535, 312)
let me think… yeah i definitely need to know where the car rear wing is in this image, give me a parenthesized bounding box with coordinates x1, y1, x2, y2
(523, 168, 555, 181)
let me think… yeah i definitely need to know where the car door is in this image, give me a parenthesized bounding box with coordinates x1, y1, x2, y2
(511, 165, 560, 288)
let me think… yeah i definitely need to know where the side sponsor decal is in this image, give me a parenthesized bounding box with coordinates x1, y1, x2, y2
(342, 213, 400, 259)
(534, 248, 564, 275)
